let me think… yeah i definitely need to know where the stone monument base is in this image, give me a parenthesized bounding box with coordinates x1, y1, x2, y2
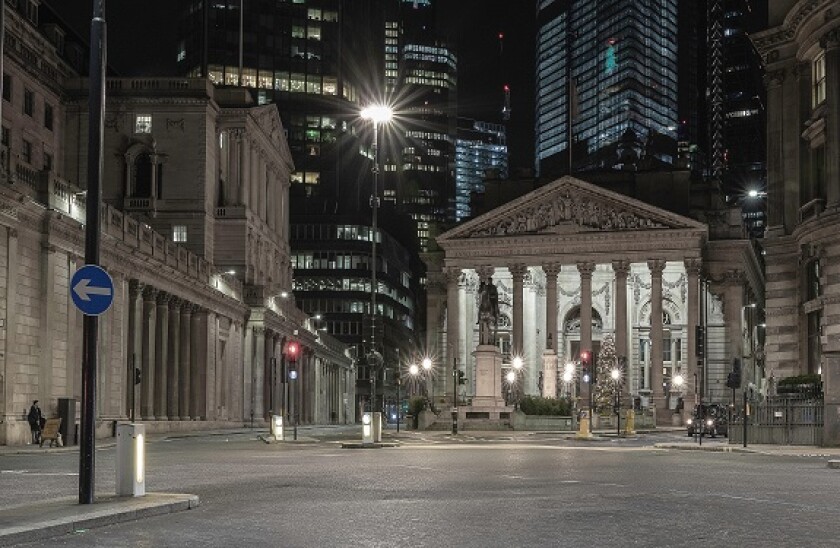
(473, 344, 505, 407)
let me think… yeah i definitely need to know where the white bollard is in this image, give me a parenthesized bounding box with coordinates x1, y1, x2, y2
(362, 412, 374, 444)
(372, 412, 383, 443)
(116, 423, 145, 497)
(271, 415, 284, 441)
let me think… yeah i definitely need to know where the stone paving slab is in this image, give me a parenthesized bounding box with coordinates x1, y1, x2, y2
(0, 493, 198, 547)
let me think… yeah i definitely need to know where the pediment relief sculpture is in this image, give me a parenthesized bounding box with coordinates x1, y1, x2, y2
(466, 189, 669, 238)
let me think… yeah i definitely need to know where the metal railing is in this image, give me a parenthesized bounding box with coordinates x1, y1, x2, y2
(730, 396, 823, 446)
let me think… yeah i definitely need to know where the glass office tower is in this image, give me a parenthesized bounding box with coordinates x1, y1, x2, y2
(455, 119, 508, 221)
(536, 0, 679, 176)
(382, 0, 457, 251)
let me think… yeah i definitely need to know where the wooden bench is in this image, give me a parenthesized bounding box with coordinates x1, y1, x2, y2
(40, 418, 63, 447)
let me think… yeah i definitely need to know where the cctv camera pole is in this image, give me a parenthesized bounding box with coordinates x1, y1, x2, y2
(79, 0, 106, 506)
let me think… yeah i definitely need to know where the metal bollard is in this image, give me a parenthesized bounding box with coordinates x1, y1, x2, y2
(116, 423, 145, 497)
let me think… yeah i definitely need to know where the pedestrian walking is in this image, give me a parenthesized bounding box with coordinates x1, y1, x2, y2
(27, 400, 43, 445)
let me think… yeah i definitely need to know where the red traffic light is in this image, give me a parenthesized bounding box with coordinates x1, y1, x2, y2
(580, 350, 591, 364)
(285, 341, 300, 361)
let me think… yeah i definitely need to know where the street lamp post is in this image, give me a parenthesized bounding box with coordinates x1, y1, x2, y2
(396, 377, 401, 433)
(422, 357, 433, 410)
(611, 368, 621, 437)
(511, 356, 524, 409)
(360, 105, 392, 418)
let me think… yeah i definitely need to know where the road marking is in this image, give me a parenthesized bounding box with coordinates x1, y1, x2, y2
(1, 470, 78, 476)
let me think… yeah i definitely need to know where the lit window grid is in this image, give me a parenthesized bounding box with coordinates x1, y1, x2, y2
(536, 0, 679, 168)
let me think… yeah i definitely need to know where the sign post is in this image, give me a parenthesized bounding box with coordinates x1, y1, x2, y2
(79, 0, 107, 505)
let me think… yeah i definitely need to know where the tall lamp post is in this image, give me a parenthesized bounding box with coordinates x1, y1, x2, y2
(360, 105, 392, 416)
(422, 357, 434, 409)
(511, 356, 524, 408)
(610, 367, 622, 437)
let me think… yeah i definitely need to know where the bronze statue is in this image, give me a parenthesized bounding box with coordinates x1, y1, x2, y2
(477, 279, 499, 345)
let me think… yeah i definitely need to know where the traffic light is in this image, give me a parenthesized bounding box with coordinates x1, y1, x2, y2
(134, 367, 142, 385)
(580, 350, 591, 383)
(726, 357, 742, 389)
(695, 326, 705, 358)
(538, 371, 544, 392)
(457, 370, 466, 385)
(285, 340, 300, 363)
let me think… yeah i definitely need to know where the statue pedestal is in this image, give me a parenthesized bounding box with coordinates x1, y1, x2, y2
(472, 345, 505, 407)
(542, 350, 558, 398)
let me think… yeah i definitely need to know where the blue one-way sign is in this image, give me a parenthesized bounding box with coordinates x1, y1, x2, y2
(71, 264, 114, 316)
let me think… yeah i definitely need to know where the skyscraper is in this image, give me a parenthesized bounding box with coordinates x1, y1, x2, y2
(536, 0, 679, 177)
(455, 118, 508, 221)
(382, 0, 457, 251)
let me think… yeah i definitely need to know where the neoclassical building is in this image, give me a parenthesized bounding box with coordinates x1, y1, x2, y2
(426, 176, 763, 424)
(753, 0, 840, 443)
(0, 3, 354, 445)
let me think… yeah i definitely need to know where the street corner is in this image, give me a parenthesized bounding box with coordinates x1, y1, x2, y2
(0, 493, 199, 547)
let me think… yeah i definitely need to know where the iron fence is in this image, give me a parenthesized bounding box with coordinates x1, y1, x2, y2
(730, 396, 823, 446)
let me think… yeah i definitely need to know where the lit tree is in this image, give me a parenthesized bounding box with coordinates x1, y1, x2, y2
(593, 334, 618, 413)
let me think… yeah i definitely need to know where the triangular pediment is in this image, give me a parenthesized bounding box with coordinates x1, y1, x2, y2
(438, 176, 706, 242)
(251, 105, 294, 170)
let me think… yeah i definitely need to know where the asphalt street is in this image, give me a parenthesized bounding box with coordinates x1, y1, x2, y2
(1, 429, 838, 547)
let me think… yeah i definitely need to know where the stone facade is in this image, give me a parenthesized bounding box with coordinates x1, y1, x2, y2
(753, 0, 840, 444)
(0, 8, 354, 445)
(426, 177, 763, 425)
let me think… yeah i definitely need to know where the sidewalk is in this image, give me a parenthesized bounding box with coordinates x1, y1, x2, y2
(0, 493, 198, 547)
(654, 441, 840, 459)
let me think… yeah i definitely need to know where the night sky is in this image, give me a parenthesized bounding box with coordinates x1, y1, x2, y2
(46, 0, 536, 169)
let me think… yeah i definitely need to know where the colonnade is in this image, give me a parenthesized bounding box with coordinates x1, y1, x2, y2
(128, 280, 211, 421)
(442, 258, 705, 414)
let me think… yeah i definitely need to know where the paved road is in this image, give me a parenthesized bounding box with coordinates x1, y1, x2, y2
(2, 431, 838, 547)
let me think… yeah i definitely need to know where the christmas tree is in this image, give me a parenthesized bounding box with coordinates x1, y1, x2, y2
(593, 334, 619, 413)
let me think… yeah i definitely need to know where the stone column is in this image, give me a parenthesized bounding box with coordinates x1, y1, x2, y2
(722, 270, 746, 370)
(241, 134, 251, 207)
(509, 263, 527, 355)
(254, 327, 266, 419)
(425, 271, 446, 353)
(685, 259, 702, 414)
(167, 297, 181, 420)
(140, 287, 158, 420)
(543, 263, 561, 350)
(260, 159, 268, 222)
(191, 306, 207, 420)
(244, 323, 254, 421)
(250, 142, 259, 217)
(444, 266, 461, 406)
(763, 68, 786, 231)
(612, 260, 631, 403)
(154, 292, 170, 420)
(648, 259, 666, 414)
(542, 263, 561, 399)
(578, 262, 595, 409)
(179, 302, 192, 420)
(823, 31, 840, 206)
(127, 280, 144, 421)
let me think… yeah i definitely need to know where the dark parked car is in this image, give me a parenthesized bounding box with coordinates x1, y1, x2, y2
(686, 403, 728, 438)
